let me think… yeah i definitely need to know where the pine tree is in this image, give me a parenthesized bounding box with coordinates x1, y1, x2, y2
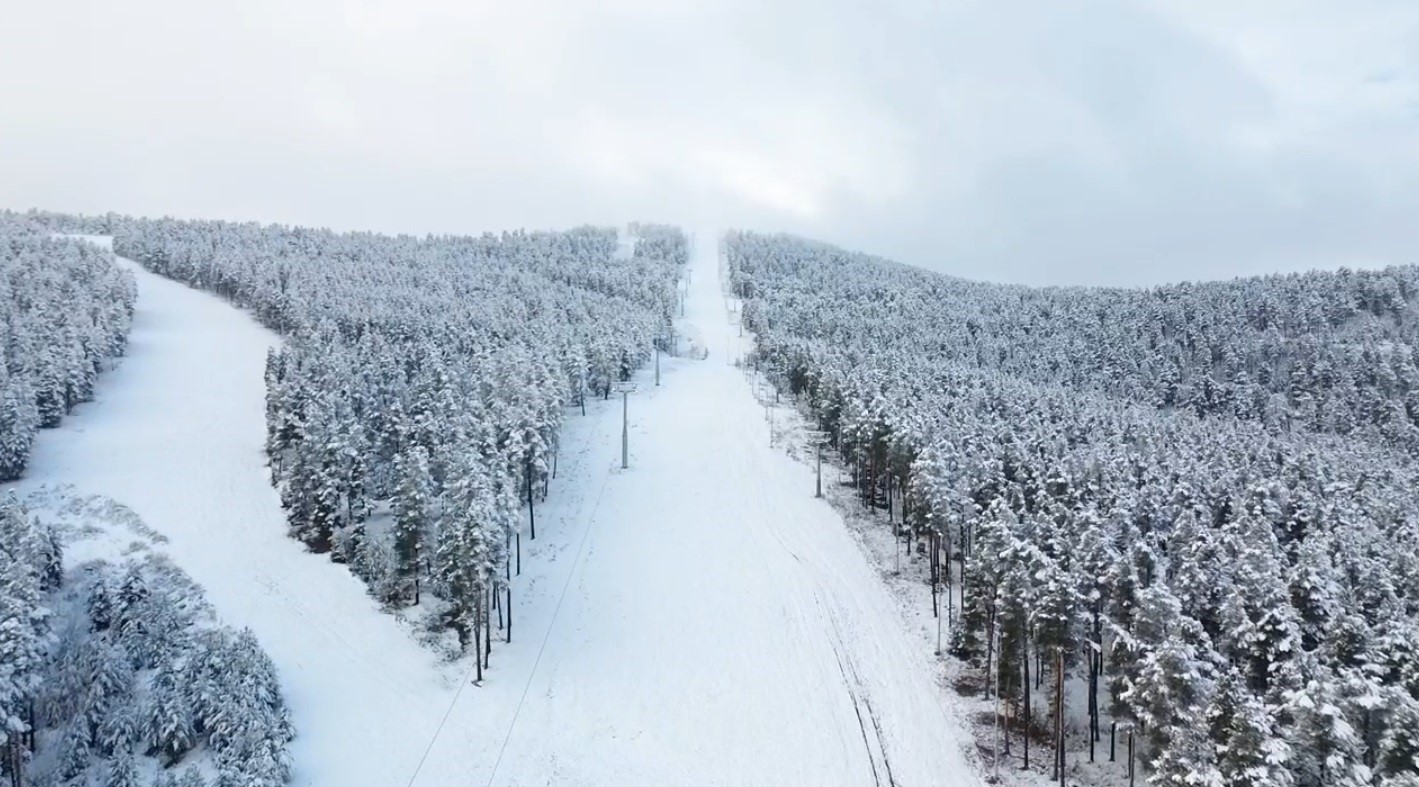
(355, 534, 401, 607)
(1286, 663, 1373, 787)
(33, 351, 67, 429)
(83, 642, 134, 751)
(96, 701, 140, 757)
(1108, 530, 1148, 724)
(88, 575, 114, 633)
(1221, 511, 1301, 694)
(56, 718, 92, 781)
(392, 445, 432, 605)
(1379, 691, 1419, 785)
(0, 379, 38, 482)
(37, 525, 62, 592)
(100, 743, 138, 787)
(1121, 585, 1221, 785)
(148, 663, 195, 766)
(304, 404, 347, 553)
(114, 563, 154, 668)
(1029, 549, 1076, 781)
(435, 449, 504, 667)
(0, 497, 48, 787)
(1212, 672, 1294, 787)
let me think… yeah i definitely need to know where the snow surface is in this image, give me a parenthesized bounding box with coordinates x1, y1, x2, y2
(8, 233, 981, 786)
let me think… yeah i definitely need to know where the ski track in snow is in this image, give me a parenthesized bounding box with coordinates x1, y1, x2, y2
(8, 233, 981, 786)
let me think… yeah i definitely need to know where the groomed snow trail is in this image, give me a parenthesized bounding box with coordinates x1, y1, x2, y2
(13, 235, 981, 786)
(415, 232, 983, 786)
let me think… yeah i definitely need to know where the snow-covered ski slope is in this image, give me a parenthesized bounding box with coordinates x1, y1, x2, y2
(11, 234, 980, 786)
(8, 237, 468, 786)
(414, 231, 982, 786)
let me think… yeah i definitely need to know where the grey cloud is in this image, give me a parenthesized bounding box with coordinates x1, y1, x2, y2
(1, 0, 1415, 286)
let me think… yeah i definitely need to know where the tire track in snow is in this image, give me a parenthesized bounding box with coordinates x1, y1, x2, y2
(729, 308, 905, 787)
(830, 637, 884, 787)
(820, 585, 897, 787)
(734, 390, 898, 787)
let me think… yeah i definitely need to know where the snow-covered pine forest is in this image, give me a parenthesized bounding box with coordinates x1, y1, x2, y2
(107, 216, 687, 668)
(9, 202, 1417, 785)
(725, 231, 1419, 786)
(1, 492, 293, 787)
(0, 213, 136, 481)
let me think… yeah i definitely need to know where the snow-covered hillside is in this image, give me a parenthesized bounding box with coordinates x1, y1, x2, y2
(11, 234, 980, 786)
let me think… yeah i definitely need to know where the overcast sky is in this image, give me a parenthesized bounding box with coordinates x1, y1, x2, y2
(2, 0, 1416, 286)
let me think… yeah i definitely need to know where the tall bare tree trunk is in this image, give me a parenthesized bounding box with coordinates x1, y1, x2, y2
(1023, 643, 1031, 771)
(527, 456, 536, 540)
(984, 605, 996, 700)
(473, 593, 483, 683)
(484, 587, 493, 668)
(1054, 648, 1065, 785)
(8, 735, 23, 787)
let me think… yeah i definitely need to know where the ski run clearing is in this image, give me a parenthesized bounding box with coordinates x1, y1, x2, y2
(8, 234, 982, 786)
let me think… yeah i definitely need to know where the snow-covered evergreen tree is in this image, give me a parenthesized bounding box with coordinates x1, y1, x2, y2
(0, 379, 39, 482)
(148, 662, 195, 766)
(0, 494, 50, 786)
(392, 445, 433, 605)
(103, 743, 139, 787)
(1211, 672, 1294, 787)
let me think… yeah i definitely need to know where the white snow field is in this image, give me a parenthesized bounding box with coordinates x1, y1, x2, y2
(9, 234, 981, 786)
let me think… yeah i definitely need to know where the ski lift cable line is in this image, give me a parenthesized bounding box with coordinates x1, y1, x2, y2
(403, 654, 483, 787)
(407, 394, 615, 787)
(485, 460, 618, 787)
